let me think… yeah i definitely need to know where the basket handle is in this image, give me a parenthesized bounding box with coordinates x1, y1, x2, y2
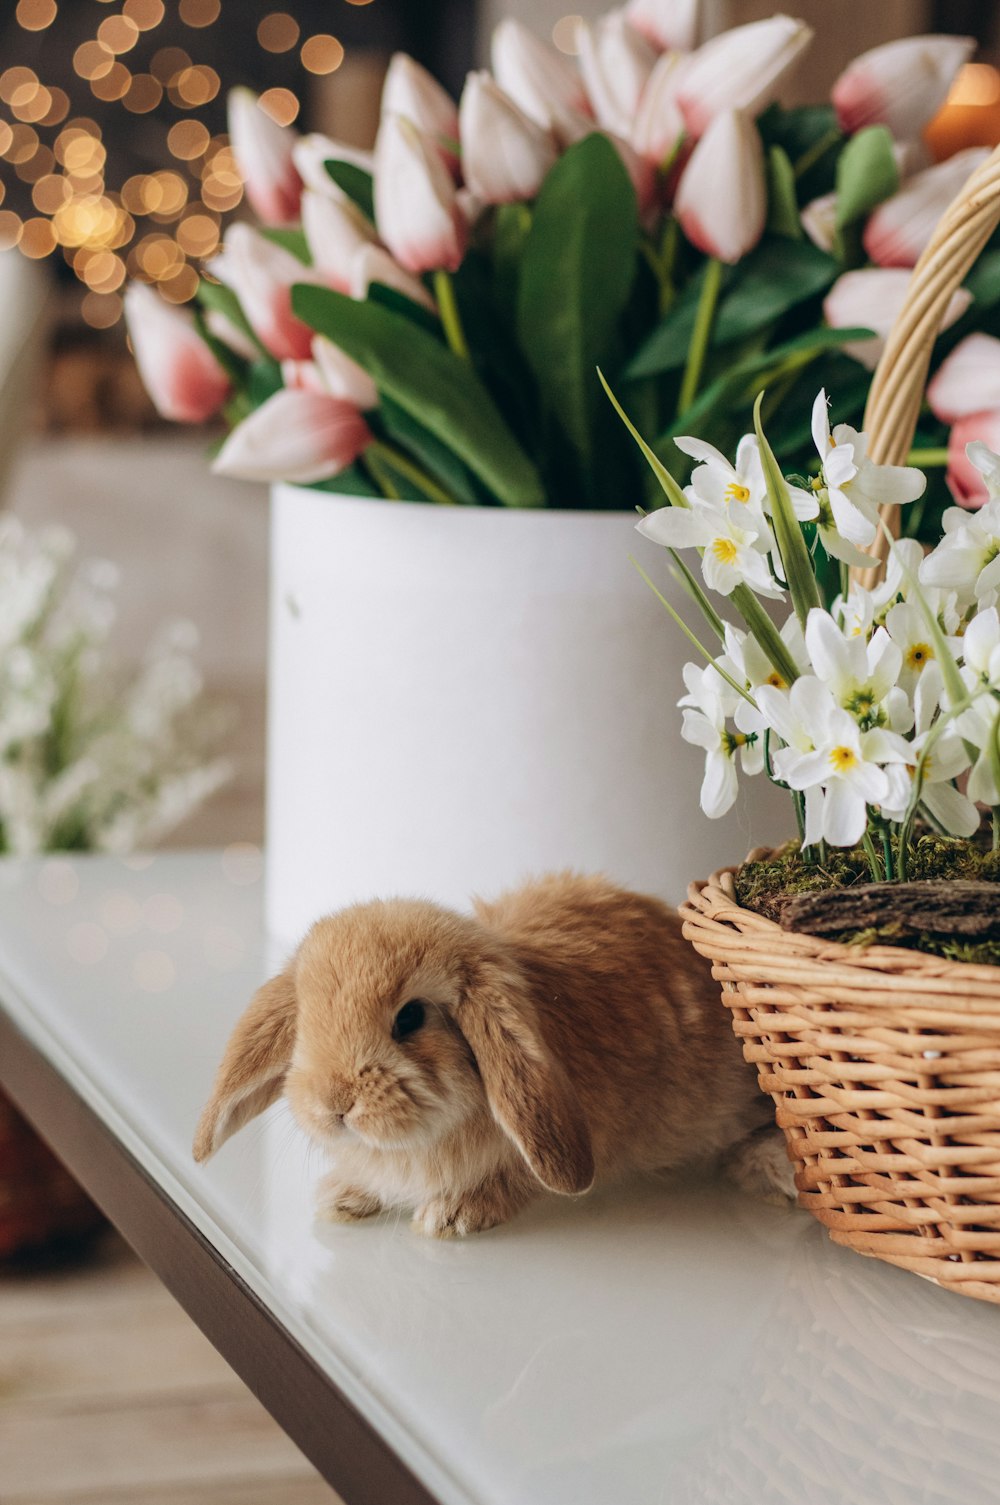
(854, 142, 1000, 584)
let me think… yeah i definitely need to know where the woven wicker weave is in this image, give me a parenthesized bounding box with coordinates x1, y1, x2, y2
(681, 142, 1000, 1304)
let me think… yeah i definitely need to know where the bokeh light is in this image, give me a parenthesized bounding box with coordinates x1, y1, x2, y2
(257, 12, 300, 52)
(301, 35, 344, 75)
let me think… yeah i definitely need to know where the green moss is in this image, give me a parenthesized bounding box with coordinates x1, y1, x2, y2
(735, 837, 1000, 967)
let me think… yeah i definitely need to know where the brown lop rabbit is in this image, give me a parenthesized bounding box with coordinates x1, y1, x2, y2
(194, 873, 793, 1237)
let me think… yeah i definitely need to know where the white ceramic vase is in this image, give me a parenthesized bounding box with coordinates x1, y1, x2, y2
(265, 484, 791, 945)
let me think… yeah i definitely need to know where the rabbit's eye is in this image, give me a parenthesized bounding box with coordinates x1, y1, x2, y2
(393, 1000, 426, 1041)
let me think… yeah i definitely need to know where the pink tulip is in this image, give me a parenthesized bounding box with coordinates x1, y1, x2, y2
(301, 190, 378, 293)
(208, 223, 317, 363)
(312, 336, 378, 410)
(624, 0, 700, 53)
(204, 307, 259, 363)
(374, 114, 467, 276)
(800, 191, 837, 253)
(674, 16, 813, 137)
(631, 50, 686, 168)
(280, 358, 327, 394)
(212, 389, 373, 484)
(675, 110, 766, 264)
(832, 35, 975, 140)
(824, 267, 971, 371)
(605, 130, 659, 216)
(459, 72, 558, 204)
(577, 13, 657, 137)
(292, 134, 374, 199)
(491, 19, 593, 145)
(864, 147, 988, 268)
(124, 283, 229, 425)
(928, 335, 1000, 424)
(945, 411, 1000, 509)
(350, 244, 437, 313)
(381, 53, 459, 171)
(227, 87, 301, 227)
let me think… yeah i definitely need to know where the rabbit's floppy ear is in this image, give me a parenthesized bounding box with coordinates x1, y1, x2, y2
(455, 960, 595, 1195)
(193, 970, 298, 1162)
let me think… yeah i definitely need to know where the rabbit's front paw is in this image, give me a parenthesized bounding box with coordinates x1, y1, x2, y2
(412, 1170, 533, 1239)
(316, 1174, 382, 1224)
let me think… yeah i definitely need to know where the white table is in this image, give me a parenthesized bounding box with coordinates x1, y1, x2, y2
(1, 852, 999, 1505)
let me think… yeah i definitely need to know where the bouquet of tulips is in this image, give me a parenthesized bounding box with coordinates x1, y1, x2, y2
(126, 3, 995, 519)
(621, 376, 1000, 880)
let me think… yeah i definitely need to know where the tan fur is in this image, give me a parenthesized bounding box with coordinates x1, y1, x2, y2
(193, 874, 783, 1237)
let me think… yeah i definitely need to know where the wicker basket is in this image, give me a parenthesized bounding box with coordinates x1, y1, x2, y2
(681, 143, 1000, 1304)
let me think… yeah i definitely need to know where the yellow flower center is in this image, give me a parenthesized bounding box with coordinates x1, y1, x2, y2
(829, 745, 858, 773)
(726, 482, 751, 505)
(906, 642, 933, 671)
(712, 537, 738, 565)
(765, 672, 786, 688)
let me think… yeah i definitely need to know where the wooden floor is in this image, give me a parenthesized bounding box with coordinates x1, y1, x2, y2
(0, 1231, 343, 1505)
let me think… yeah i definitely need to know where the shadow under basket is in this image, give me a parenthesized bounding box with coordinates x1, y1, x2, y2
(681, 867, 1000, 1305)
(0, 1091, 105, 1264)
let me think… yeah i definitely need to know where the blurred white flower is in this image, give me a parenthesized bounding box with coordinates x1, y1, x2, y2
(678, 660, 762, 818)
(921, 499, 1000, 603)
(811, 388, 925, 553)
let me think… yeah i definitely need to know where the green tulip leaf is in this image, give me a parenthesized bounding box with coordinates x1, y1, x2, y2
(376, 395, 484, 506)
(323, 160, 375, 222)
(835, 125, 898, 229)
(766, 145, 803, 240)
(260, 227, 312, 264)
(366, 280, 441, 337)
(291, 283, 546, 507)
(310, 462, 382, 498)
(516, 134, 638, 489)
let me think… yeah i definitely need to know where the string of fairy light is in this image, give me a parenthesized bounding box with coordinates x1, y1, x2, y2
(0, 0, 375, 329)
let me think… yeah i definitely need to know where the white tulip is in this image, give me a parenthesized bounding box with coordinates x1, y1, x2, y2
(459, 72, 558, 204)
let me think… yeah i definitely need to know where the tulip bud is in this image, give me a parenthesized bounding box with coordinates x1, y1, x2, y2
(800, 191, 837, 253)
(631, 50, 685, 168)
(832, 34, 975, 140)
(945, 411, 1000, 509)
(227, 87, 301, 227)
(350, 244, 437, 313)
(280, 358, 327, 393)
(204, 308, 259, 363)
(491, 19, 593, 145)
(459, 72, 558, 205)
(863, 147, 988, 268)
(928, 335, 1000, 425)
(207, 223, 317, 363)
(605, 130, 659, 216)
(212, 389, 373, 484)
(312, 336, 378, 411)
(125, 283, 229, 425)
(577, 13, 657, 137)
(824, 267, 972, 371)
(292, 134, 374, 199)
(674, 15, 813, 137)
(382, 53, 460, 171)
(624, 0, 700, 53)
(675, 110, 766, 264)
(374, 114, 467, 276)
(301, 189, 378, 293)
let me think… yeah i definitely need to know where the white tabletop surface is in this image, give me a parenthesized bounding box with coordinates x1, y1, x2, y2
(1, 852, 999, 1505)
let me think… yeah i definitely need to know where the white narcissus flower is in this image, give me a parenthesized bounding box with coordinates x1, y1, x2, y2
(863, 148, 988, 269)
(459, 73, 558, 204)
(491, 19, 593, 145)
(673, 15, 813, 137)
(125, 283, 230, 425)
(577, 12, 657, 137)
(631, 50, 686, 168)
(881, 662, 978, 836)
(801, 191, 837, 254)
(207, 223, 319, 363)
(928, 335, 1000, 425)
(625, 0, 700, 53)
(350, 243, 437, 313)
(884, 600, 956, 696)
(804, 608, 911, 733)
(677, 430, 818, 526)
(921, 499, 1000, 603)
(227, 87, 302, 227)
(824, 267, 972, 372)
(381, 53, 460, 170)
(723, 616, 808, 739)
(292, 135, 374, 199)
(374, 114, 467, 276)
(675, 111, 766, 265)
(301, 190, 378, 294)
(636, 494, 779, 598)
(960, 606, 1000, 691)
(678, 660, 762, 819)
(756, 675, 907, 847)
(212, 389, 373, 484)
(832, 34, 975, 141)
(961, 697, 1000, 807)
(811, 389, 925, 552)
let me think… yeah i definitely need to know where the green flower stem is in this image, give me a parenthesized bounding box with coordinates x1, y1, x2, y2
(793, 127, 841, 180)
(433, 269, 470, 361)
(657, 216, 681, 316)
(861, 829, 883, 883)
(906, 447, 950, 467)
(366, 440, 457, 506)
(677, 257, 723, 419)
(896, 690, 975, 881)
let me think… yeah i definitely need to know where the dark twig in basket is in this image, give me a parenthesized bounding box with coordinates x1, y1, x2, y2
(780, 881, 1000, 941)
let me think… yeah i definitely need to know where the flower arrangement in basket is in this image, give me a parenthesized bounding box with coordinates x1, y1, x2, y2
(618, 143, 1000, 1304)
(126, 6, 994, 521)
